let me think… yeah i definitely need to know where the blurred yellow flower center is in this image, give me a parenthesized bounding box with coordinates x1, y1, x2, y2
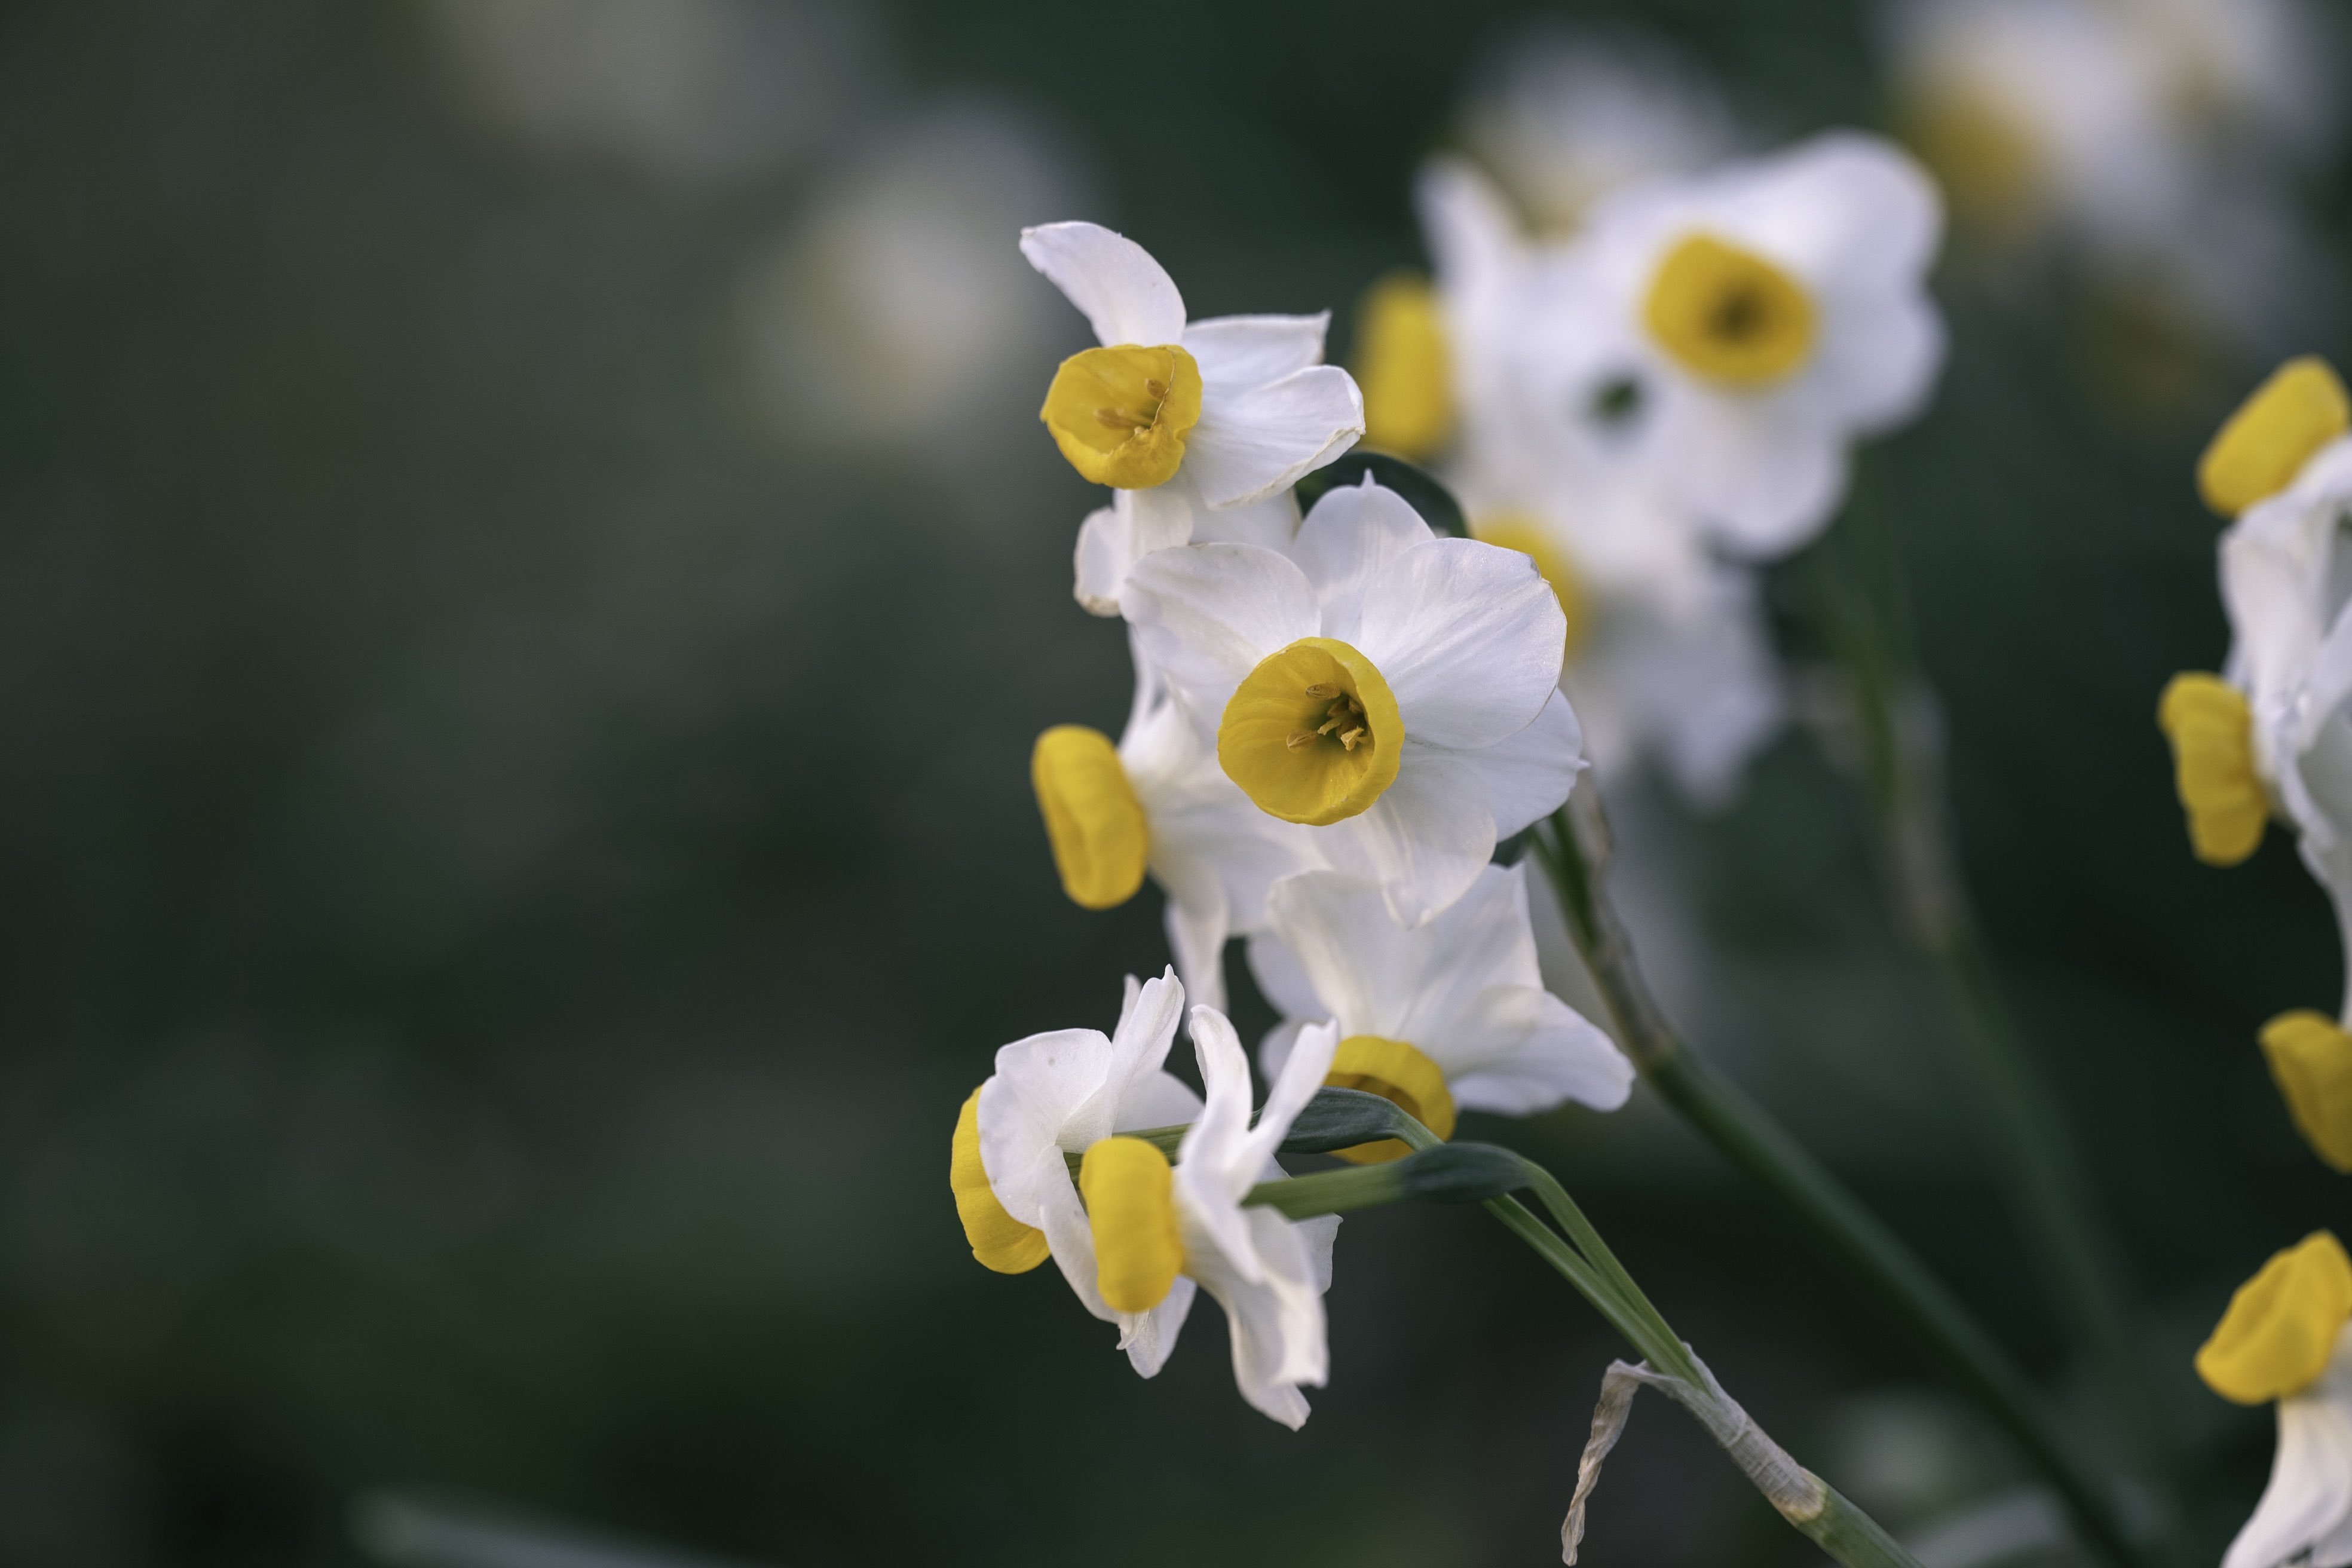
(2155, 673, 2267, 866)
(1218, 637, 1403, 826)
(2260, 1012, 2352, 1174)
(1643, 234, 1816, 389)
(1355, 272, 1454, 460)
(1079, 1135, 1184, 1312)
(2196, 1231, 2352, 1404)
(1324, 1034, 1456, 1165)
(1040, 343, 1203, 489)
(1471, 514, 1590, 661)
(951, 1089, 1050, 1274)
(1031, 725, 1149, 910)
(1902, 81, 2044, 239)
(2197, 356, 2350, 516)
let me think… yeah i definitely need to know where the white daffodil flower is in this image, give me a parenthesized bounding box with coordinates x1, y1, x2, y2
(1248, 863, 1632, 1163)
(1561, 132, 1945, 559)
(1031, 632, 1325, 1012)
(1410, 158, 1784, 799)
(1020, 221, 1365, 615)
(1121, 476, 1584, 926)
(2196, 1232, 2352, 1568)
(949, 968, 1205, 1373)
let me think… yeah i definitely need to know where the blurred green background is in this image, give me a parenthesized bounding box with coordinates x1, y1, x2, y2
(2, 1, 2348, 1563)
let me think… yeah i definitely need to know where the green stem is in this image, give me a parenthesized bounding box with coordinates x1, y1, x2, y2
(1529, 798, 2145, 1568)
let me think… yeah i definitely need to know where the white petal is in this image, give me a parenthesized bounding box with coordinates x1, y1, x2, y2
(1443, 985, 1634, 1115)
(1296, 1212, 1342, 1295)
(977, 1028, 1109, 1227)
(1162, 888, 1232, 1016)
(1656, 383, 1845, 559)
(1183, 366, 1365, 509)
(1074, 489, 1195, 616)
(1245, 926, 1328, 1020)
(1121, 543, 1320, 719)
(1266, 871, 1420, 1039)
(1734, 133, 1943, 298)
(1101, 966, 1186, 1116)
(1416, 157, 1524, 301)
(1290, 477, 1438, 642)
(1354, 538, 1565, 750)
(2225, 1356, 2352, 1568)
(1183, 1205, 1330, 1428)
(1019, 221, 1186, 346)
(1184, 313, 1330, 387)
(1117, 1069, 1206, 1133)
(1239, 1016, 1342, 1178)
(1255, 1015, 1308, 1086)
(1188, 486, 1300, 553)
(1321, 742, 1497, 926)
(1119, 1275, 1198, 1379)
(1034, 1158, 1116, 1324)
(1462, 688, 1585, 838)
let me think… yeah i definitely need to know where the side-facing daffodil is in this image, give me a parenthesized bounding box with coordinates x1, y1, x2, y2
(1121, 476, 1583, 925)
(1570, 132, 1946, 558)
(1032, 635, 1325, 1012)
(951, 969, 1205, 1372)
(1248, 863, 1632, 1163)
(2196, 1232, 2352, 1568)
(1020, 221, 1365, 615)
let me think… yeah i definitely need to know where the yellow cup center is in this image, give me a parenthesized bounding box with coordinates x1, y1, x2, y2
(1079, 1135, 1185, 1313)
(2196, 1230, 2352, 1404)
(1642, 233, 1817, 390)
(1323, 1034, 1456, 1165)
(2155, 673, 2267, 867)
(2196, 355, 2351, 517)
(2260, 1013, 2352, 1175)
(1039, 343, 1204, 489)
(1355, 271, 1454, 461)
(950, 1088, 1051, 1275)
(1470, 513, 1590, 662)
(1031, 724, 1150, 910)
(1217, 638, 1404, 826)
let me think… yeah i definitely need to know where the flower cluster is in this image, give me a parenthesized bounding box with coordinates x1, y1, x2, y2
(951, 222, 1632, 1424)
(1355, 130, 1947, 800)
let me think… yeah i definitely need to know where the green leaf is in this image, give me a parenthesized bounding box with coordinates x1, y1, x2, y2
(1296, 452, 1468, 538)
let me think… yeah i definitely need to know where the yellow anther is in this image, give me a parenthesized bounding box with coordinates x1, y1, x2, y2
(2197, 356, 2350, 516)
(1079, 1135, 1184, 1313)
(2155, 673, 2267, 866)
(951, 1089, 1051, 1274)
(1040, 343, 1204, 489)
(2196, 1232, 2352, 1404)
(1032, 725, 1150, 910)
(1324, 1035, 1457, 1165)
(1353, 271, 1454, 460)
(1643, 233, 1817, 388)
(2260, 1012, 2352, 1174)
(1471, 514, 1590, 660)
(1219, 638, 1403, 825)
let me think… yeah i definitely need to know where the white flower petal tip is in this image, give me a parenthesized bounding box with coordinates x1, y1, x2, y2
(1019, 221, 1186, 347)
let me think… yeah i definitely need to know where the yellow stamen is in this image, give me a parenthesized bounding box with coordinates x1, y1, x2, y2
(951, 1088, 1051, 1274)
(2197, 356, 2350, 516)
(1470, 513, 1590, 660)
(2260, 1012, 2352, 1174)
(1079, 1136, 1184, 1312)
(1643, 234, 1817, 390)
(1031, 725, 1150, 910)
(2155, 673, 2267, 866)
(2195, 1231, 2352, 1404)
(1218, 637, 1402, 825)
(1353, 271, 1454, 460)
(1039, 343, 1204, 489)
(1322, 1034, 1457, 1165)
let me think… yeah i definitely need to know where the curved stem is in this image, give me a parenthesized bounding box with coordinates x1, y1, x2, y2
(1529, 798, 2145, 1568)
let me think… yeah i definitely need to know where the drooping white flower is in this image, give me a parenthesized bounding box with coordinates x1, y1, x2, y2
(1031, 632, 1325, 1012)
(2195, 1232, 2352, 1568)
(948, 969, 1205, 1372)
(1561, 132, 1946, 558)
(1249, 863, 1632, 1162)
(1121, 476, 1584, 925)
(1021, 222, 1364, 614)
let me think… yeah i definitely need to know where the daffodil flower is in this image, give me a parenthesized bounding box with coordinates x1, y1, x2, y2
(2197, 1232, 2352, 1568)
(1021, 222, 1365, 615)
(949, 969, 1205, 1372)
(1121, 476, 1584, 925)
(1570, 132, 1945, 558)
(1247, 863, 1632, 1163)
(1031, 635, 1325, 1011)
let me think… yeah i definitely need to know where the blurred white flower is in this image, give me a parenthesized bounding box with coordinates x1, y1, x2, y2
(1459, 28, 1737, 234)
(1022, 222, 1364, 614)
(420, 0, 874, 184)
(1122, 477, 1582, 926)
(1250, 863, 1631, 1162)
(728, 105, 1089, 474)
